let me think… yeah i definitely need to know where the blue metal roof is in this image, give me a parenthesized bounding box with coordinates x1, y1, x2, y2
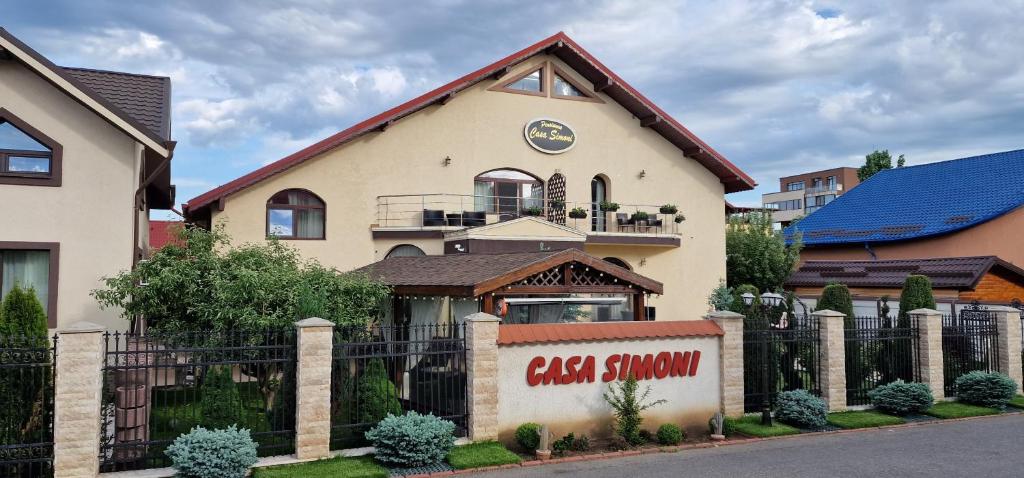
(786, 149, 1024, 246)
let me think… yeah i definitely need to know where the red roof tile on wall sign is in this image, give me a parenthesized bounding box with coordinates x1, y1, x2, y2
(497, 320, 724, 345)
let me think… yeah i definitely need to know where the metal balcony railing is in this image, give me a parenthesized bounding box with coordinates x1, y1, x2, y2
(375, 194, 682, 234)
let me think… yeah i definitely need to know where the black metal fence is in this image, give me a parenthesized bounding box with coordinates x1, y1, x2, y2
(743, 313, 821, 413)
(99, 330, 296, 471)
(942, 309, 1000, 396)
(844, 316, 921, 406)
(0, 335, 56, 478)
(330, 324, 468, 450)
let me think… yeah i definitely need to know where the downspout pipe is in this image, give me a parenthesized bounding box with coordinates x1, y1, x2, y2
(864, 242, 877, 261)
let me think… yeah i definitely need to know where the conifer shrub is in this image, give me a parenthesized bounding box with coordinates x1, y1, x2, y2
(200, 365, 244, 430)
(357, 358, 402, 424)
(165, 425, 258, 478)
(774, 390, 827, 429)
(603, 375, 666, 445)
(0, 286, 51, 446)
(868, 381, 934, 415)
(955, 371, 1017, 408)
(514, 422, 541, 451)
(897, 275, 936, 325)
(365, 412, 455, 467)
(816, 283, 854, 324)
(656, 424, 684, 445)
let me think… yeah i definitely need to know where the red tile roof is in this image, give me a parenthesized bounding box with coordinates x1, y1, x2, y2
(149, 220, 184, 251)
(497, 320, 724, 345)
(184, 32, 755, 215)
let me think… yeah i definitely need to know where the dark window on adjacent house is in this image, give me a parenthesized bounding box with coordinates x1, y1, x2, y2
(266, 189, 326, 239)
(786, 181, 805, 191)
(0, 108, 62, 187)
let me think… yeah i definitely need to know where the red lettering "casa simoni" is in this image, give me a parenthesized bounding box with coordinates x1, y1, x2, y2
(525, 351, 701, 387)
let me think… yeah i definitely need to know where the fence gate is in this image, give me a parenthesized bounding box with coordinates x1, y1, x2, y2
(844, 316, 921, 406)
(98, 330, 297, 472)
(743, 313, 821, 413)
(942, 306, 1000, 397)
(0, 335, 56, 478)
(331, 324, 468, 450)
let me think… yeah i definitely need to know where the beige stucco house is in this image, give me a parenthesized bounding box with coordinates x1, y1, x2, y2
(0, 28, 175, 330)
(185, 32, 755, 323)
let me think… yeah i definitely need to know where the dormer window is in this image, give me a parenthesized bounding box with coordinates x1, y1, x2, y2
(0, 108, 62, 187)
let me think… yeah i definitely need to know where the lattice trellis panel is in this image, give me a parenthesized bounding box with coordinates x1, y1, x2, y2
(521, 266, 564, 286)
(571, 265, 614, 287)
(547, 173, 566, 225)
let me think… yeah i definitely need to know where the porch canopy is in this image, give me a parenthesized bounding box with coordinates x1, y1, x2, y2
(355, 249, 664, 321)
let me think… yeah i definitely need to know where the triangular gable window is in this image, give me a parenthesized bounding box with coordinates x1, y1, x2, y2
(549, 65, 602, 103)
(0, 108, 62, 186)
(553, 74, 584, 97)
(502, 67, 543, 94)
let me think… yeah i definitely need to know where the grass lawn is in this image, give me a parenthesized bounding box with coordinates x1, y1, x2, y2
(730, 415, 800, 438)
(447, 441, 521, 470)
(1008, 395, 1024, 409)
(827, 411, 905, 429)
(925, 401, 1000, 419)
(252, 456, 387, 478)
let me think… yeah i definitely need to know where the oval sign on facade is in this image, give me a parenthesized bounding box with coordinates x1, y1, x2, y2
(524, 118, 577, 154)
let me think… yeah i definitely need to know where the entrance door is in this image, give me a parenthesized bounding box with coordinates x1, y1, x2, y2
(591, 176, 607, 232)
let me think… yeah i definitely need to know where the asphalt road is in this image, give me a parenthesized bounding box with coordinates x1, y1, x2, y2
(471, 414, 1024, 478)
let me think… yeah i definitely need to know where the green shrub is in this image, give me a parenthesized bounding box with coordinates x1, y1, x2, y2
(708, 414, 737, 436)
(603, 375, 666, 445)
(897, 275, 935, 326)
(514, 422, 541, 451)
(165, 425, 258, 478)
(0, 286, 50, 447)
(357, 359, 402, 424)
(200, 366, 244, 429)
(0, 285, 48, 340)
(816, 283, 854, 322)
(551, 433, 584, 454)
(570, 434, 590, 452)
(868, 381, 934, 415)
(656, 424, 684, 445)
(365, 412, 455, 467)
(955, 371, 1017, 408)
(774, 390, 827, 429)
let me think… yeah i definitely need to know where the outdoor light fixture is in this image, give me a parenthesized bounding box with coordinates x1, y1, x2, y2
(443, 156, 452, 166)
(639, 169, 647, 179)
(741, 292, 755, 306)
(761, 292, 784, 307)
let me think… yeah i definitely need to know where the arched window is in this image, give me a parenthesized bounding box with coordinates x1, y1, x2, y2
(267, 189, 325, 239)
(0, 108, 62, 187)
(386, 244, 426, 258)
(473, 169, 543, 216)
(591, 175, 608, 232)
(603, 257, 631, 270)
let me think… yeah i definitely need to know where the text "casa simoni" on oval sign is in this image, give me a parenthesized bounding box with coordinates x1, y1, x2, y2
(524, 118, 577, 154)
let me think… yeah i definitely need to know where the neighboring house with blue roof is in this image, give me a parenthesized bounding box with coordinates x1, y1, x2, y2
(785, 149, 1024, 269)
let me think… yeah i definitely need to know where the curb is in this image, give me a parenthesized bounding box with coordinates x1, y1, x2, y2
(451, 410, 1022, 476)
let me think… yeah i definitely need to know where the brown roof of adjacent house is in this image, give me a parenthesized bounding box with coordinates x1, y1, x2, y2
(786, 256, 1024, 290)
(355, 249, 663, 296)
(62, 67, 171, 140)
(497, 320, 723, 345)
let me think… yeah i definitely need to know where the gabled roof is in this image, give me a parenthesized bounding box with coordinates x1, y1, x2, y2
(786, 149, 1024, 246)
(148, 220, 184, 251)
(354, 249, 663, 297)
(185, 32, 755, 215)
(785, 256, 1024, 290)
(0, 27, 172, 155)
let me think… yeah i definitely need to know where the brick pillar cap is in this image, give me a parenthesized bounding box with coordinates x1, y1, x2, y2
(295, 317, 335, 328)
(57, 321, 105, 334)
(907, 308, 943, 315)
(465, 312, 502, 323)
(982, 305, 1022, 313)
(811, 309, 846, 318)
(705, 310, 744, 320)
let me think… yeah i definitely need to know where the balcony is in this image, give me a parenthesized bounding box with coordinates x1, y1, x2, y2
(374, 194, 683, 236)
(804, 184, 842, 195)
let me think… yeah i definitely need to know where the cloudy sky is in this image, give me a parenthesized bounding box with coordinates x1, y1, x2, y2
(7, 1, 1024, 214)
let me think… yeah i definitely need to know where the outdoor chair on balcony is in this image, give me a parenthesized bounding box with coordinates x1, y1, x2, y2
(445, 213, 463, 227)
(648, 218, 663, 234)
(462, 211, 486, 227)
(423, 209, 446, 227)
(615, 213, 634, 232)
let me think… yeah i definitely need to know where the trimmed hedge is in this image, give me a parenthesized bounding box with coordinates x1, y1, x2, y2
(656, 424, 684, 445)
(868, 381, 934, 415)
(816, 283, 854, 322)
(897, 275, 935, 325)
(774, 390, 828, 429)
(955, 371, 1017, 408)
(514, 422, 541, 451)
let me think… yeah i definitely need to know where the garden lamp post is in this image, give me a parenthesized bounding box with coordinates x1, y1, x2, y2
(758, 291, 784, 427)
(741, 292, 755, 307)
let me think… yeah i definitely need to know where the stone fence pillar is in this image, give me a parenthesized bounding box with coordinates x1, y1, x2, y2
(707, 311, 744, 417)
(294, 318, 335, 460)
(909, 309, 945, 400)
(991, 306, 1024, 394)
(813, 310, 846, 411)
(53, 321, 106, 478)
(465, 313, 500, 441)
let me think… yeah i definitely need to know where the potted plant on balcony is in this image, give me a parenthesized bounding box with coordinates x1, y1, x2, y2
(568, 207, 588, 219)
(659, 204, 678, 214)
(522, 206, 544, 217)
(631, 211, 649, 222)
(599, 201, 620, 212)
(549, 199, 565, 209)
(674, 214, 686, 224)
